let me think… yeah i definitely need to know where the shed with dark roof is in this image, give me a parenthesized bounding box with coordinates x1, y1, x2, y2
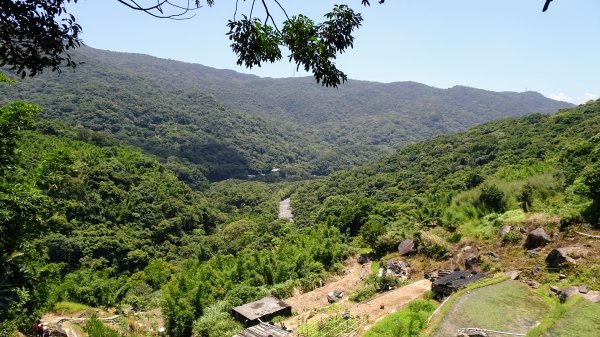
(231, 296, 292, 327)
(431, 270, 487, 299)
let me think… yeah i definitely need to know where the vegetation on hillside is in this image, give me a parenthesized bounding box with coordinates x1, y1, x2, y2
(1, 109, 349, 335)
(1, 68, 597, 337)
(1, 46, 572, 180)
(292, 100, 600, 255)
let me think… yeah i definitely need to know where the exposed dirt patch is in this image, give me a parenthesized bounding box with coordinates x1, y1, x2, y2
(284, 257, 371, 318)
(282, 256, 431, 331)
(278, 197, 293, 220)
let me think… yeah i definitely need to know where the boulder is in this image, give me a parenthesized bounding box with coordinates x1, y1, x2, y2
(327, 290, 344, 303)
(484, 252, 500, 261)
(550, 285, 560, 294)
(386, 260, 412, 279)
(500, 225, 511, 238)
(545, 246, 590, 269)
(532, 265, 541, 276)
(505, 270, 521, 280)
(465, 254, 479, 270)
(582, 291, 600, 303)
(579, 285, 589, 294)
(357, 253, 371, 264)
(558, 286, 580, 302)
(526, 280, 540, 289)
(397, 239, 416, 256)
(525, 228, 552, 249)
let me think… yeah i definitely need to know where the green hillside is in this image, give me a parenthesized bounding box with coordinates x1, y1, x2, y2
(1, 114, 348, 335)
(0, 46, 572, 179)
(2, 97, 598, 337)
(292, 100, 600, 245)
(76, 47, 571, 150)
(0, 54, 325, 181)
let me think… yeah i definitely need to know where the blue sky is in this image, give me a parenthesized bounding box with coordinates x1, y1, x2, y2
(69, 0, 599, 103)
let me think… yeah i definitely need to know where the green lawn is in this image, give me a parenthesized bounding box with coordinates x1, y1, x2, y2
(543, 297, 600, 337)
(432, 280, 550, 336)
(364, 299, 436, 337)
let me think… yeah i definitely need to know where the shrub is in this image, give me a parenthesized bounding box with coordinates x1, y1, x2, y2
(447, 232, 462, 243)
(479, 184, 505, 212)
(502, 231, 522, 245)
(269, 280, 296, 299)
(349, 286, 376, 302)
(84, 316, 124, 337)
(418, 231, 449, 260)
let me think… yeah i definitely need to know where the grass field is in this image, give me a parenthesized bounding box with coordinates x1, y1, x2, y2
(363, 299, 436, 337)
(542, 297, 600, 337)
(53, 301, 91, 315)
(431, 280, 550, 336)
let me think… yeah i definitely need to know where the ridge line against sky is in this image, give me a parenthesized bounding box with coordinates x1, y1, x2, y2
(69, 0, 599, 104)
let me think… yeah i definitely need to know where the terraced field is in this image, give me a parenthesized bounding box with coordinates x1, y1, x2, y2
(431, 280, 549, 336)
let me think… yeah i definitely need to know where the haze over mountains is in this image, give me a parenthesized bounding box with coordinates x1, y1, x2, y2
(0, 46, 572, 181)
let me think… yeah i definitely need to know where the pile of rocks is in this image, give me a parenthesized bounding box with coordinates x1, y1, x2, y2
(550, 285, 600, 303)
(326, 290, 344, 303)
(379, 260, 412, 280)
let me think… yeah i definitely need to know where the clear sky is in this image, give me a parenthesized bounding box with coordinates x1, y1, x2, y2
(68, 0, 599, 104)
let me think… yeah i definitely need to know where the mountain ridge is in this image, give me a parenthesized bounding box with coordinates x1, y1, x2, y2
(0, 45, 573, 180)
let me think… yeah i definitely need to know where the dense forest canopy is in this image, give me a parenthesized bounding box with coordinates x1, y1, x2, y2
(0, 47, 571, 181)
(292, 100, 600, 252)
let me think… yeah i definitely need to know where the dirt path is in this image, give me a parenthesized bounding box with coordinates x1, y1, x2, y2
(282, 256, 431, 332)
(285, 258, 371, 314)
(285, 279, 431, 332)
(349, 279, 431, 320)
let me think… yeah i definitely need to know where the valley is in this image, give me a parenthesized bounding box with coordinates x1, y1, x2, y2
(1, 49, 599, 337)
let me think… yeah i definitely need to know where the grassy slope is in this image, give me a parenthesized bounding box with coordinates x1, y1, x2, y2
(543, 297, 600, 337)
(431, 280, 549, 336)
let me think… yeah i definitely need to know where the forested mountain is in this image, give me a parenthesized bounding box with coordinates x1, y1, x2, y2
(292, 100, 600, 251)
(0, 54, 324, 181)
(2, 117, 348, 335)
(0, 46, 572, 180)
(2, 85, 597, 336)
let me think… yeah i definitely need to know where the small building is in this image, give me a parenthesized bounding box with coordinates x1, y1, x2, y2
(231, 296, 292, 327)
(431, 270, 487, 299)
(233, 322, 292, 337)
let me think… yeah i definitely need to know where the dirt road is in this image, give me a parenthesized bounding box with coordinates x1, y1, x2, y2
(349, 279, 431, 320)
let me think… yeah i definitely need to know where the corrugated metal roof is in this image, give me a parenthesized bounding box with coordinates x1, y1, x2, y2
(232, 296, 291, 321)
(233, 323, 292, 337)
